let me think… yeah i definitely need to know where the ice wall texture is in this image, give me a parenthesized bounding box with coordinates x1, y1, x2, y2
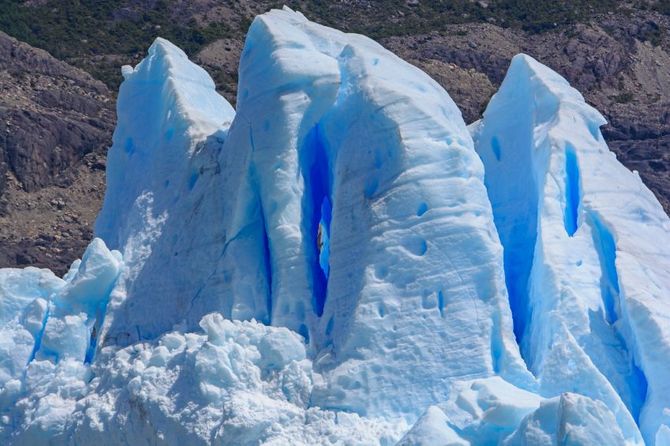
(95, 35, 284, 345)
(2, 6, 670, 445)
(235, 9, 532, 417)
(472, 54, 670, 445)
(94, 7, 531, 420)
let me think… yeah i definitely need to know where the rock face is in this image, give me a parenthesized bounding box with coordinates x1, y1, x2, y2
(0, 31, 114, 274)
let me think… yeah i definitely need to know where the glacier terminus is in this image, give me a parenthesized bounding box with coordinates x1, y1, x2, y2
(2, 7, 670, 446)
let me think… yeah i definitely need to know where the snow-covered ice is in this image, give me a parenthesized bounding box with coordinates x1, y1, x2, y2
(1, 6, 670, 445)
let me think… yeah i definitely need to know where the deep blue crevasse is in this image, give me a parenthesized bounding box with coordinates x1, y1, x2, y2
(301, 124, 332, 317)
(564, 145, 581, 237)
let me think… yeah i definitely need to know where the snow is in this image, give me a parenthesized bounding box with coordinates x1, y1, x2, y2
(1, 7, 670, 446)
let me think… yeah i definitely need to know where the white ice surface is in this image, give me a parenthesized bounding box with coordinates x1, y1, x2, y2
(503, 392, 628, 445)
(95, 36, 242, 345)
(0, 238, 121, 441)
(397, 406, 467, 446)
(435, 376, 627, 445)
(5, 311, 407, 445)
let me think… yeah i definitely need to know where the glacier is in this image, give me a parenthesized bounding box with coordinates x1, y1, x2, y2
(1, 6, 670, 445)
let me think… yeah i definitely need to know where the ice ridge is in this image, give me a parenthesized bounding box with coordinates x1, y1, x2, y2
(472, 53, 670, 444)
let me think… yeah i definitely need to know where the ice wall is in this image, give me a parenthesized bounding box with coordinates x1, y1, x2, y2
(473, 53, 670, 444)
(2, 7, 670, 446)
(234, 8, 533, 419)
(92, 7, 532, 421)
(94, 37, 277, 345)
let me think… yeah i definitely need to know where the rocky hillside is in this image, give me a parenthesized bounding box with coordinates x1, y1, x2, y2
(0, 31, 113, 274)
(0, 0, 669, 273)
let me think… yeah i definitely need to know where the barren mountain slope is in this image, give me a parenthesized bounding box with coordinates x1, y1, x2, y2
(0, 31, 113, 274)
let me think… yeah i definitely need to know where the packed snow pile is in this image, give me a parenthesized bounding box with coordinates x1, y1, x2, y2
(2, 6, 670, 445)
